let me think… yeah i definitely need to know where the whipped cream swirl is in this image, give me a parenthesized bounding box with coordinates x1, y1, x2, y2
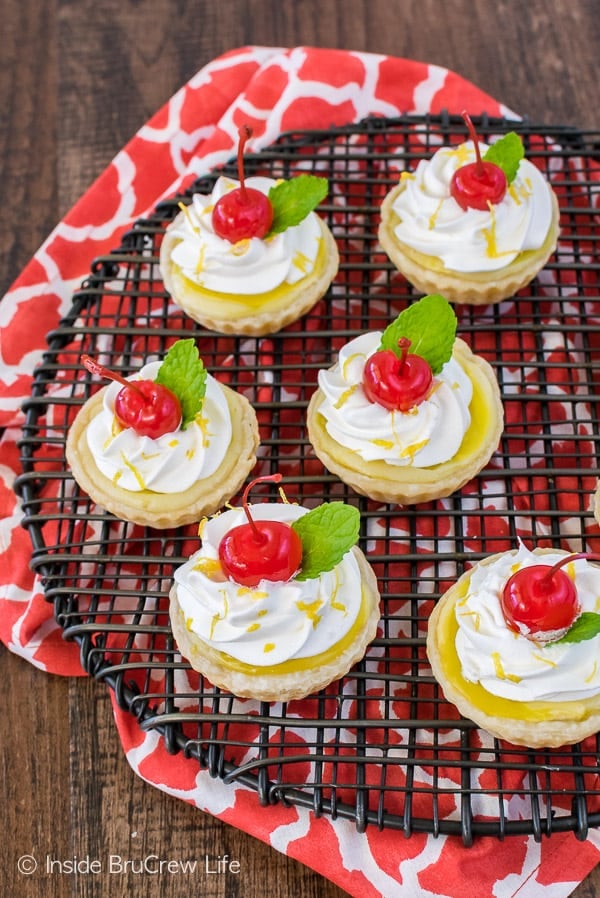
(455, 544, 600, 702)
(168, 176, 323, 294)
(316, 332, 472, 467)
(173, 503, 364, 667)
(389, 141, 554, 272)
(86, 361, 232, 493)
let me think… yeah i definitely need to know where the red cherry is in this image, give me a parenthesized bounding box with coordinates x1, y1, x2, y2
(212, 125, 274, 242)
(218, 474, 303, 587)
(450, 111, 507, 211)
(81, 354, 181, 439)
(500, 552, 600, 642)
(363, 337, 433, 411)
(212, 187, 273, 243)
(501, 565, 578, 641)
(113, 379, 181, 438)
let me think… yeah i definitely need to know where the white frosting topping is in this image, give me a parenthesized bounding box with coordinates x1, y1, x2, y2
(86, 361, 232, 493)
(173, 502, 364, 667)
(389, 140, 554, 272)
(167, 175, 323, 294)
(316, 332, 472, 467)
(455, 544, 600, 702)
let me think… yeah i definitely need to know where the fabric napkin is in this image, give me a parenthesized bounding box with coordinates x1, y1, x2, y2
(2, 45, 600, 897)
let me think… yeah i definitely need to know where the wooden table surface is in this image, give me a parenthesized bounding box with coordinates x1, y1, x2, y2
(2, 2, 599, 896)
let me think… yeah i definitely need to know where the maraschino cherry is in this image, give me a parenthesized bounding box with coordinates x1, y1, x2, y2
(218, 473, 303, 587)
(363, 337, 433, 412)
(501, 552, 600, 642)
(450, 111, 507, 211)
(81, 355, 181, 439)
(212, 125, 274, 243)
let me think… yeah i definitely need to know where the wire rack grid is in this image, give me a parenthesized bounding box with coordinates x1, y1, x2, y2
(16, 113, 600, 845)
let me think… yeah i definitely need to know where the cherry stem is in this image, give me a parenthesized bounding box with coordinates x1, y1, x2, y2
(241, 472, 283, 543)
(81, 354, 143, 396)
(461, 110, 484, 176)
(397, 336, 411, 374)
(541, 552, 600, 585)
(236, 125, 252, 204)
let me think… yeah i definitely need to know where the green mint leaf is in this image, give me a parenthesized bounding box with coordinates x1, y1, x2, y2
(267, 174, 329, 235)
(379, 294, 457, 375)
(553, 612, 600, 645)
(292, 503, 360, 581)
(483, 132, 524, 184)
(155, 338, 207, 429)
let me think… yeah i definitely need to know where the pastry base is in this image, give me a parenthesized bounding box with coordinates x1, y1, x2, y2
(426, 549, 600, 748)
(306, 338, 504, 505)
(66, 383, 259, 529)
(169, 547, 381, 702)
(159, 216, 339, 335)
(378, 185, 560, 306)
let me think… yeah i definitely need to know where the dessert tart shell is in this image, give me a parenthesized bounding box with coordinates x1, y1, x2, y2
(426, 548, 600, 748)
(159, 215, 339, 336)
(66, 382, 259, 529)
(377, 185, 560, 306)
(169, 547, 381, 702)
(306, 337, 504, 505)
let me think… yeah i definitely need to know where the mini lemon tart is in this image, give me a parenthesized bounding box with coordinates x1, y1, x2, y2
(160, 197, 339, 336)
(169, 476, 381, 701)
(66, 340, 259, 529)
(159, 128, 339, 335)
(306, 295, 504, 505)
(426, 545, 600, 748)
(378, 118, 560, 305)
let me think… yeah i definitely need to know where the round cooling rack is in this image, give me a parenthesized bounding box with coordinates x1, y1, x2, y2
(16, 114, 600, 845)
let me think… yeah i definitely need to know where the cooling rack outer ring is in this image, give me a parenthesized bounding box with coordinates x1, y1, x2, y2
(15, 114, 600, 843)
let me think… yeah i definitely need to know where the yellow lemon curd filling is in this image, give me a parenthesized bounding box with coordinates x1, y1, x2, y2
(434, 575, 600, 723)
(169, 230, 328, 320)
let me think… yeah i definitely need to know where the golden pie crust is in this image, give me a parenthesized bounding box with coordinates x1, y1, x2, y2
(66, 383, 259, 529)
(159, 215, 339, 336)
(169, 547, 381, 702)
(426, 548, 600, 748)
(306, 338, 504, 505)
(378, 185, 560, 306)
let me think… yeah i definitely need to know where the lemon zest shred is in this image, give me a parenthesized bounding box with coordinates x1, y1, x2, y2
(342, 352, 366, 379)
(209, 591, 230, 640)
(428, 197, 445, 230)
(491, 652, 522, 683)
(178, 201, 199, 234)
(334, 385, 358, 409)
(585, 661, 598, 684)
(119, 453, 146, 490)
(295, 598, 324, 628)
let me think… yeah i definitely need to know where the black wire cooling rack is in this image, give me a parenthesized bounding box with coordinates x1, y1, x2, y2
(16, 114, 600, 845)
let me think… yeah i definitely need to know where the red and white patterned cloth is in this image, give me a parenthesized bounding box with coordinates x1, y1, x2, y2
(2, 46, 600, 897)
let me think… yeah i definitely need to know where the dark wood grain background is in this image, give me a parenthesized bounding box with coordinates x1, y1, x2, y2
(2, 2, 599, 896)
